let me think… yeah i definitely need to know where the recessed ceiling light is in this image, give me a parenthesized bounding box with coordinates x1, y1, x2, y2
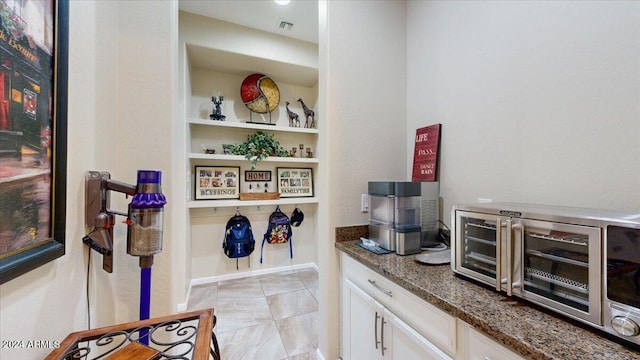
(275, 0, 290, 5)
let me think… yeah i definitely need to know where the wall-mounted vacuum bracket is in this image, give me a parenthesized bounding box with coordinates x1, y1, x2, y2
(83, 170, 166, 273)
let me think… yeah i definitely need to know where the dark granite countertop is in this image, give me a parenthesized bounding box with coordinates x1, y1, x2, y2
(335, 237, 640, 360)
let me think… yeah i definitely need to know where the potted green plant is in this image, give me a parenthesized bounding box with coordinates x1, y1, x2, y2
(230, 130, 289, 169)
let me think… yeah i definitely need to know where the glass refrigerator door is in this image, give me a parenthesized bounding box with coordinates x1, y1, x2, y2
(517, 219, 601, 325)
(455, 211, 507, 290)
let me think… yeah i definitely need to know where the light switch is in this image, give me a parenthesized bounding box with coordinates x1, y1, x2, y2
(361, 194, 369, 212)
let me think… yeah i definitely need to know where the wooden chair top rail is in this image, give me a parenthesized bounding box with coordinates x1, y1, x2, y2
(45, 308, 218, 360)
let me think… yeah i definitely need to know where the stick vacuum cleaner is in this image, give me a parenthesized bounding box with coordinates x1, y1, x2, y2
(83, 170, 167, 341)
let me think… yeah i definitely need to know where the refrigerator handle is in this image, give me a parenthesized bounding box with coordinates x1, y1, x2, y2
(507, 221, 523, 296)
(496, 218, 503, 291)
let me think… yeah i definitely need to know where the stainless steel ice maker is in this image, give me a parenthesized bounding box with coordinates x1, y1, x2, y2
(367, 181, 421, 253)
(368, 221, 396, 251)
(395, 225, 421, 255)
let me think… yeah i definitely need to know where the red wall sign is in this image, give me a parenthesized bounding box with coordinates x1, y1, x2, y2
(411, 124, 441, 182)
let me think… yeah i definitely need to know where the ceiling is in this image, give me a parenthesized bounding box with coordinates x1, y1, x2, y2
(179, 0, 319, 44)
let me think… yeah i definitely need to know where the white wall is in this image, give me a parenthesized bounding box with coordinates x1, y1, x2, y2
(110, 0, 178, 322)
(0, 1, 177, 358)
(326, 0, 408, 227)
(320, 1, 407, 359)
(407, 1, 640, 224)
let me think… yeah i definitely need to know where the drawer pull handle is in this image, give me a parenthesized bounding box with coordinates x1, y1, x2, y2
(381, 317, 387, 356)
(374, 311, 381, 349)
(368, 279, 393, 297)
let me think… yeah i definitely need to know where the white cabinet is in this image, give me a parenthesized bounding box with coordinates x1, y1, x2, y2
(340, 252, 527, 360)
(340, 253, 455, 360)
(457, 321, 525, 360)
(342, 278, 452, 360)
(342, 278, 384, 359)
(383, 299, 453, 360)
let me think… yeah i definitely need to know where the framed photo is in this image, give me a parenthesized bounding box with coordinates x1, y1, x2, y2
(277, 167, 313, 198)
(0, 0, 69, 284)
(195, 166, 240, 200)
(245, 170, 271, 182)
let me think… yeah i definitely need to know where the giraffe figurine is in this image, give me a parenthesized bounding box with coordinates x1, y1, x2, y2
(285, 101, 300, 127)
(297, 98, 316, 128)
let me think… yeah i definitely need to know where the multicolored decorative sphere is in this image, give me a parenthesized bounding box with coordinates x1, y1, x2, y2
(240, 73, 280, 114)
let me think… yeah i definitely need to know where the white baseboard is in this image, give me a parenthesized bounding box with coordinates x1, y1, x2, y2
(192, 262, 318, 286)
(177, 262, 318, 312)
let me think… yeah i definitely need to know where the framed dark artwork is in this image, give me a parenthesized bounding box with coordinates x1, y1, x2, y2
(195, 166, 240, 200)
(277, 167, 313, 198)
(0, 0, 69, 284)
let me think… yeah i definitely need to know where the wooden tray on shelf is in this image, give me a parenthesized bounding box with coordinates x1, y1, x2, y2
(239, 192, 280, 201)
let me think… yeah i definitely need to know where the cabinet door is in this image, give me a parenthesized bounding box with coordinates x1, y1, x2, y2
(384, 309, 453, 360)
(459, 321, 524, 360)
(342, 278, 384, 360)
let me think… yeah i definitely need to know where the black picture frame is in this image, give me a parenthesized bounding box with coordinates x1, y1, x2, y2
(244, 170, 272, 182)
(0, 0, 68, 285)
(194, 166, 240, 200)
(277, 167, 313, 198)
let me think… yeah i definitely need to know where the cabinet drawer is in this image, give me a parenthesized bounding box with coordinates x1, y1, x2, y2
(341, 253, 456, 355)
(459, 320, 524, 360)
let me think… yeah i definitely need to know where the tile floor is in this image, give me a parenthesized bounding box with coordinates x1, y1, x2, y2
(187, 268, 319, 359)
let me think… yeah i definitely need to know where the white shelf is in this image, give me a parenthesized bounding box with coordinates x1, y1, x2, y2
(189, 118, 319, 134)
(189, 153, 319, 164)
(188, 196, 319, 209)
(186, 45, 318, 88)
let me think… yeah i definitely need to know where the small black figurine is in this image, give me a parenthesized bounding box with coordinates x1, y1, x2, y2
(297, 98, 316, 128)
(210, 96, 226, 121)
(285, 101, 300, 127)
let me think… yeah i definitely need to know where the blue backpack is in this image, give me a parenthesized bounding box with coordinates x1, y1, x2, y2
(260, 207, 293, 263)
(223, 214, 255, 259)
